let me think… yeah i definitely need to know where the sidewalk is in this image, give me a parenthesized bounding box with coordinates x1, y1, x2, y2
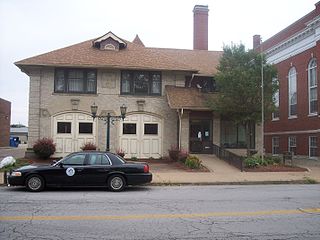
(151, 154, 320, 185)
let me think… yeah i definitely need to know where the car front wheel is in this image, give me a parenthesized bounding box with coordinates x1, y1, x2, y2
(25, 175, 45, 192)
(108, 175, 126, 192)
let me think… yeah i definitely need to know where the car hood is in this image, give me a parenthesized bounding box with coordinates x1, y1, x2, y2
(15, 164, 52, 171)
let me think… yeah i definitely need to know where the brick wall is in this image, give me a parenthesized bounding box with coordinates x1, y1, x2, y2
(0, 98, 11, 147)
(264, 43, 320, 158)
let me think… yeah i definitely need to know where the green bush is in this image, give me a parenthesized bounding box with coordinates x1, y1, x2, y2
(244, 156, 282, 168)
(33, 138, 56, 159)
(244, 157, 260, 168)
(185, 155, 202, 169)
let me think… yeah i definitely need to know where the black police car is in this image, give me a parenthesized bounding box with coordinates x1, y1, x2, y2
(7, 151, 152, 192)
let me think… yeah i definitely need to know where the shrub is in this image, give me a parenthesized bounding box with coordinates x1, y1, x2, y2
(33, 138, 56, 159)
(185, 155, 202, 169)
(131, 156, 138, 161)
(80, 142, 97, 151)
(168, 145, 180, 161)
(178, 149, 189, 163)
(244, 157, 260, 168)
(244, 156, 282, 168)
(116, 149, 125, 158)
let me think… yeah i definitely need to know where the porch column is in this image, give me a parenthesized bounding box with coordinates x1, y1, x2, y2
(28, 68, 41, 148)
(180, 111, 190, 151)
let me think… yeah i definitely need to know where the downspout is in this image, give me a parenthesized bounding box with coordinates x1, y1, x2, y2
(177, 108, 184, 150)
(188, 74, 196, 87)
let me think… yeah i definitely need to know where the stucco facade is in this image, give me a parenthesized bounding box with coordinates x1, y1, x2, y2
(26, 67, 192, 157)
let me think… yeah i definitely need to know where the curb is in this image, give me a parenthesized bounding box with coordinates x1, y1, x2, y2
(149, 180, 319, 186)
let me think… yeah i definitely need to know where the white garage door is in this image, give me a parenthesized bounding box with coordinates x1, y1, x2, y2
(53, 112, 96, 157)
(120, 114, 162, 159)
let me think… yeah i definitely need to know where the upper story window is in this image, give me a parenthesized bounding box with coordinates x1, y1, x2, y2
(288, 67, 297, 117)
(308, 58, 317, 114)
(272, 77, 280, 120)
(54, 68, 97, 94)
(121, 71, 161, 96)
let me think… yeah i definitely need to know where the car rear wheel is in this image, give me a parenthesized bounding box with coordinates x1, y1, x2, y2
(108, 175, 126, 192)
(25, 175, 45, 192)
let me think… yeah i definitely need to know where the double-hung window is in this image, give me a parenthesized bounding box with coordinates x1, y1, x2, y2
(54, 68, 97, 94)
(272, 137, 280, 155)
(121, 71, 161, 96)
(288, 136, 296, 155)
(288, 67, 297, 117)
(308, 59, 317, 115)
(309, 136, 318, 158)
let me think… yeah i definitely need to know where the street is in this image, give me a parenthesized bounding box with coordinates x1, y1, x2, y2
(0, 184, 320, 240)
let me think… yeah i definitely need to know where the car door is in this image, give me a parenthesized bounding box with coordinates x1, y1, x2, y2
(81, 153, 112, 186)
(55, 153, 86, 186)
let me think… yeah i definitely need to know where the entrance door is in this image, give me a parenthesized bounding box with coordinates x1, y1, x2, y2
(53, 112, 96, 157)
(189, 119, 212, 153)
(120, 114, 162, 159)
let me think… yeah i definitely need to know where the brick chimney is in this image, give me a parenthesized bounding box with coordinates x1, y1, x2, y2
(253, 34, 261, 50)
(193, 5, 209, 50)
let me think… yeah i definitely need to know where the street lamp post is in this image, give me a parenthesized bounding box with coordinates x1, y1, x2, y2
(90, 103, 127, 152)
(260, 40, 264, 162)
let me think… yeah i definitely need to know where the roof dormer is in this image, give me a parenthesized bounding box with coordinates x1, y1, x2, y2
(92, 31, 127, 51)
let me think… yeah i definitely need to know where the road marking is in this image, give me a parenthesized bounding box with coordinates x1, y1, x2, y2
(0, 208, 319, 221)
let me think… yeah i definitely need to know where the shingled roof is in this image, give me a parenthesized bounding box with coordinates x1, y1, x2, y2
(15, 32, 222, 75)
(165, 85, 218, 110)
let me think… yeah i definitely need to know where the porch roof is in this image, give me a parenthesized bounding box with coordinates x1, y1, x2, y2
(165, 85, 218, 110)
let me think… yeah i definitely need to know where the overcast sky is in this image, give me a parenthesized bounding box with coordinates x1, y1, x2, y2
(0, 0, 317, 126)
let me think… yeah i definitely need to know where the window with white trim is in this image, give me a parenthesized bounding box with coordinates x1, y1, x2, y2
(272, 77, 280, 120)
(308, 58, 317, 114)
(288, 136, 296, 155)
(309, 136, 318, 158)
(272, 137, 280, 155)
(288, 67, 297, 117)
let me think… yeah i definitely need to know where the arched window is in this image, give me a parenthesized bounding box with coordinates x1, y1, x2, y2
(288, 67, 297, 117)
(308, 58, 317, 114)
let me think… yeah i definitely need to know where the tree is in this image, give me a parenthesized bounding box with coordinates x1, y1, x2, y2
(208, 44, 277, 156)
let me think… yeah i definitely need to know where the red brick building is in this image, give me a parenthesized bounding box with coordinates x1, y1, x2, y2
(254, 2, 320, 160)
(0, 98, 11, 147)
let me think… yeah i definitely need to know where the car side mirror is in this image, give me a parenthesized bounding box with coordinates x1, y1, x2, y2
(52, 160, 57, 165)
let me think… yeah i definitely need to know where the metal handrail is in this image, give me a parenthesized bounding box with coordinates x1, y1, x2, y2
(212, 144, 244, 171)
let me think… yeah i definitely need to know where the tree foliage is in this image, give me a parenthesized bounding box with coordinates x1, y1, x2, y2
(210, 44, 277, 125)
(208, 44, 277, 155)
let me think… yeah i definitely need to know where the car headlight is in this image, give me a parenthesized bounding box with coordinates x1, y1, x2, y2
(11, 172, 22, 177)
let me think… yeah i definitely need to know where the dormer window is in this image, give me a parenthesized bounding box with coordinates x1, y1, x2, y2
(92, 31, 127, 51)
(104, 44, 116, 51)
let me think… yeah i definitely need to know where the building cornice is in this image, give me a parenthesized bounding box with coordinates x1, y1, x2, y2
(265, 15, 320, 64)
